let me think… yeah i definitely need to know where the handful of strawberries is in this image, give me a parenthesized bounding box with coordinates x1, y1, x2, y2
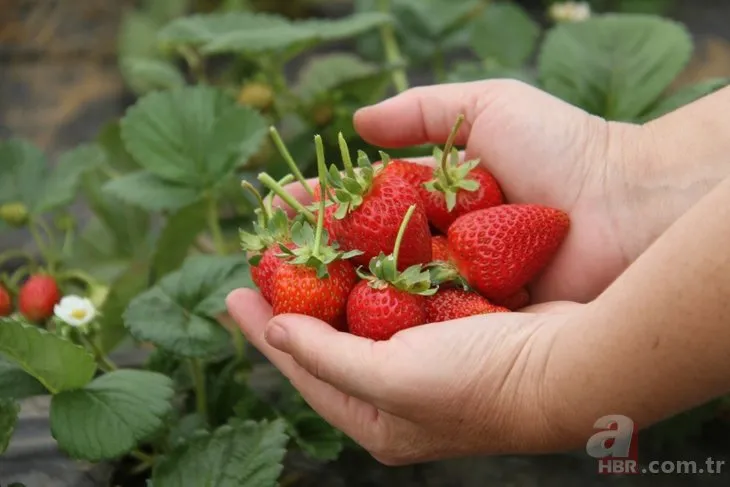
(240, 115, 570, 341)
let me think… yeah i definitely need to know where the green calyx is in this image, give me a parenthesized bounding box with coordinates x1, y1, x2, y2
(239, 181, 291, 266)
(327, 132, 392, 220)
(277, 134, 363, 279)
(423, 114, 482, 212)
(426, 262, 471, 291)
(356, 205, 437, 296)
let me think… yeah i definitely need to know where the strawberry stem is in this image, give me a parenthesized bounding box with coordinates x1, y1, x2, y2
(241, 181, 269, 225)
(269, 126, 314, 197)
(440, 114, 465, 187)
(312, 135, 327, 258)
(258, 173, 316, 223)
(338, 132, 357, 179)
(392, 204, 416, 270)
(264, 174, 295, 216)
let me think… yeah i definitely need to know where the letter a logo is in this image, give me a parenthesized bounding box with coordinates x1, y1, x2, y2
(586, 414, 635, 459)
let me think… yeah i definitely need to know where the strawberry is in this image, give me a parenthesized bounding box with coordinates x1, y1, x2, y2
(347, 205, 436, 341)
(380, 159, 432, 190)
(312, 182, 338, 242)
(326, 135, 432, 270)
(431, 235, 450, 262)
(18, 274, 61, 322)
(0, 285, 12, 316)
(447, 204, 570, 301)
(425, 289, 509, 323)
(493, 287, 531, 311)
(269, 134, 362, 329)
(418, 115, 503, 234)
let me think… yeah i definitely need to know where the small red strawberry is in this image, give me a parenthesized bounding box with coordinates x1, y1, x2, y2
(493, 287, 531, 311)
(0, 285, 12, 316)
(425, 289, 509, 323)
(327, 134, 432, 270)
(18, 274, 61, 322)
(380, 159, 432, 190)
(269, 135, 362, 329)
(421, 115, 503, 233)
(431, 235, 450, 262)
(448, 204, 570, 301)
(347, 205, 436, 341)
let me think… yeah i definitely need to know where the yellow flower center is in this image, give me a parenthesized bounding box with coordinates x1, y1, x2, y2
(70, 308, 88, 320)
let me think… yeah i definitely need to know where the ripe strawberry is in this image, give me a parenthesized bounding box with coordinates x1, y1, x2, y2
(268, 134, 362, 329)
(312, 182, 338, 242)
(0, 285, 12, 316)
(327, 135, 432, 270)
(493, 287, 531, 311)
(425, 289, 509, 323)
(250, 243, 292, 303)
(421, 115, 503, 233)
(431, 235, 450, 262)
(379, 159, 432, 189)
(18, 275, 60, 322)
(347, 205, 436, 341)
(448, 204, 570, 301)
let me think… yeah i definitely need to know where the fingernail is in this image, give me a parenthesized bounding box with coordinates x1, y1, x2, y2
(265, 320, 289, 351)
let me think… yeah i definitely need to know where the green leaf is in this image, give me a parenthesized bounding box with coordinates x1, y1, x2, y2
(34, 143, 106, 214)
(158, 12, 290, 48)
(103, 171, 202, 212)
(395, 0, 482, 39)
(0, 355, 48, 399)
(639, 78, 730, 122)
(97, 121, 140, 172)
(124, 255, 251, 358)
(50, 370, 174, 461)
(120, 57, 186, 95)
(295, 53, 380, 102)
(118, 11, 162, 59)
(150, 200, 209, 283)
(0, 399, 19, 454)
(538, 13, 693, 121)
(470, 2, 540, 68)
(151, 418, 289, 487)
(0, 318, 96, 394)
(0, 138, 47, 208)
(120, 85, 267, 187)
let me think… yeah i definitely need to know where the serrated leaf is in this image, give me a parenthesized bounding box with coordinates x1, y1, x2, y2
(120, 57, 186, 95)
(151, 418, 289, 487)
(50, 370, 174, 461)
(151, 200, 209, 283)
(0, 355, 48, 399)
(103, 171, 201, 212)
(0, 318, 96, 394)
(639, 78, 730, 121)
(296, 53, 380, 101)
(158, 12, 290, 48)
(470, 2, 540, 68)
(0, 399, 19, 454)
(124, 255, 252, 358)
(0, 139, 47, 209)
(538, 14, 693, 121)
(120, 86, 267, 187)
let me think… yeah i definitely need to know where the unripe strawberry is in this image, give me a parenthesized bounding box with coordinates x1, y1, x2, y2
(18, 275, 61, 322)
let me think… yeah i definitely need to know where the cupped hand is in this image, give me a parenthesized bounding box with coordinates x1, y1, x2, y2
(227, 288, 586, 465)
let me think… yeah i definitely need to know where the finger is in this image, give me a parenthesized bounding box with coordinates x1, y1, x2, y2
(264, 313, 396, 408)
(225, 289, 379, 440)
(353, 81, 495, 148)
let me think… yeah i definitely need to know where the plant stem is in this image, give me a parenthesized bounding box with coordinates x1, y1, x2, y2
(57, 269, 99, 290)
(179, 46, 208, 83)
(0, 249, 35, 269)
(80, 335, 117, 372)
(241, 181, 269, 224)
(189, 358, 208, 424)
(231, 328, 246, 361)
(206, 195, 227, 255)
(312, 136, 328, 257)
(392, 205, 416, 269)
(264, 174, 295, 216)
(258, 173, 315, 223)
(28, 219, 56, 271)
(269, 127, 313, 196)
(130, 449, 155, 465)
(433, 48, 446, 83)
(377, 0, 409, 93)
(337, 133, 357, 178)
(439, 114, 466, 186)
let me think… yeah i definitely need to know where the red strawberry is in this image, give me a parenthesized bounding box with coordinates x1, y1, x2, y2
(250, 243, 292, 303)
(0, 285, 12, 316)
(268, 134, 362, 329)
(328, 137, 432, 270)
(431, 235, 450, 262)
(425, 289, 509, 323)
(493, 287, 531, 311)
(346, 205, 435, 341)
(380, 160, 432, 189)
(18, 275, 60, 322)
(448, 204, 570, 301)
(421, 115, 503, 233)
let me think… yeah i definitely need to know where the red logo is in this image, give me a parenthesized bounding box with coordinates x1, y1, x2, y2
(586, 414, 639, 474)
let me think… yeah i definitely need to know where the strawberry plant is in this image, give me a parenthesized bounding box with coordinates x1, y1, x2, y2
(1, 0, 728, 485)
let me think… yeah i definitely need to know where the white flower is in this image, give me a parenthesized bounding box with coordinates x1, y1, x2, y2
(54, 295, 97, 328)
(549, 1, 591, 22)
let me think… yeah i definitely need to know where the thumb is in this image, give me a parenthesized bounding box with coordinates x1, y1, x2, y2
(264, 314, 393, 406)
